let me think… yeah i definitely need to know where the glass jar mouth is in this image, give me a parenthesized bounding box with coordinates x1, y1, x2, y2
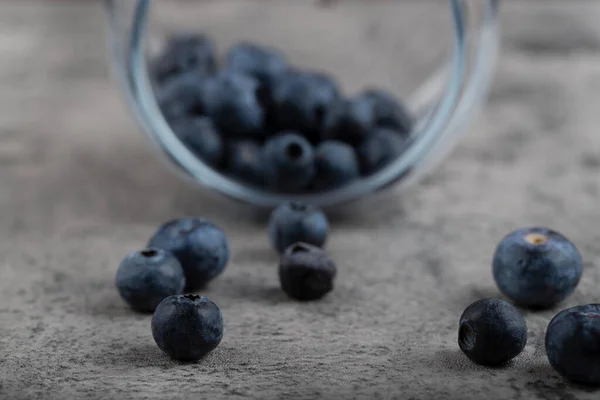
(106, 0, 500, 208)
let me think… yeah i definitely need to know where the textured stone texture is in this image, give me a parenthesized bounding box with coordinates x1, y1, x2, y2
(1, 2, 600, 399)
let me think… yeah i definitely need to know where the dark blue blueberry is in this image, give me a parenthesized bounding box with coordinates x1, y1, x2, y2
(268, 202, 328, 253)
(272, 70, 340, 138)
(313, 140, 360, 190)
(152, 33, 216, 84)
(323, 97, 376, 144)
(492, 227, 582, 309)
(225, 42, 287, 91)
(156, 72, 206, 121)
(360, 89, 413, 134)
(458, 298, 527, 366)
(115, 248, 185, 313)
(148, 217, 229, 291)
(356, 128, 408, 175)
(224, 43, 287, 133)
(279, 242, 337, 301)
(170, 117, 223, 167)
(151, 294, 223, 361)
(202, 72, 265, 138)
(263, 132, 316, 192)
(226, 140, 266, 187)
(545, 304, 600, 385)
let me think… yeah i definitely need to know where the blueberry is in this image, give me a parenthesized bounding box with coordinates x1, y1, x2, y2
(458, 298, 527, 366)
(151, 294, 223, 361)
(202, 72, 265, 137)
(360, 89, 413, 134)
(156, 72, 206, 121)
(115, 248, 185, 313)
(492, 227, 582, 309)
(170, 117, 223, 167)
(263, 132, 316, 192)
(356, 128, 408, 175)
(268, 201, 328, 253)
(152, 33, 216, 84)
(313, 140, 360, 190)
(279, 242, 337, 301)
(225, 42, 287, 91)
(545, 304, 600, 385)
(272, 70, 340, 137)
(226, 140, 267, 187)
(323, 97, 376, 144)
(148, 217, 229, 291)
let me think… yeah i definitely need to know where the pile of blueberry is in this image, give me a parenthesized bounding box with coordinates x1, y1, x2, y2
(152, 33, 413, 192)
(115, 201, 332, 361)
(459, 227, 600, 386)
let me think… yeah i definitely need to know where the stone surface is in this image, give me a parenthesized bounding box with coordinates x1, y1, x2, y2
(1, 1, 600, 399)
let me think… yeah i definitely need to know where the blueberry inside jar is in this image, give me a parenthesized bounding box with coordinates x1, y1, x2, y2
(107, 0, 499, 207)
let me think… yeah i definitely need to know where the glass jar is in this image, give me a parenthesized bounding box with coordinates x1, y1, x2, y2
(105, 0, 499, 208)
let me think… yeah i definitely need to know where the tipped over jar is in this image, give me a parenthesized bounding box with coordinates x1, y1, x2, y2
(106, 0, 500, 208)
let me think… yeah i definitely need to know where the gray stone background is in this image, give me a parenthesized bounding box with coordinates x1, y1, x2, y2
(1, 1, 600, 399)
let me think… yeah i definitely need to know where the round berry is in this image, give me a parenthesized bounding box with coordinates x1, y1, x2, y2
(156, 72, 206, 121)
(458, 298, 527, 366)
(115, 248, 185, 313)
(323, 97, 376, 144)
(268, 202, 328, 254)
(492, 227, 582, 309)
(279, 242, 337, 301)
(359, 89, 413, 134)
(148, 217, 229, 291)
(171, 117, 224, 168)
(202, 72, 265, 138)
(225, 42, 287, 90)
(356, 128, 408, 176)
(272, 70, 340, 137)
(152, 294, 223, 361)
(313, 140, 360, 190)
(545, 304, 600, 385)
(263, 132, 316, 192)
(152, 33, 216, 84)
(226, 140, 267, 188)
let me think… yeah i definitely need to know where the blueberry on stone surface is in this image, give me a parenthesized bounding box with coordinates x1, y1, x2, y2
(148, 217, 229, 291)
(545, 304, 600, 385)
(271, 70, 340, 137)
(279, 242, 337, 301)
(202, 72, 265, 138)
(492, 227, 582, 309)
(156, 72, 206, 121)
(359, 89, 413, 134)
(151, 294, 223, 362)
(356, 128, 408, 175)
(268, 202, 328, 254)
(225, 42, 287, 91)
(115, 248, 185, 313)
(458, 298, 527, 366)
(226, 140, 267, 187)
(263, 132, 316, 192)
(170, 117, 223, 168)
(152, 33, 216, 84)
(322, 96, 376, 144)
(313, 140, 360, 190)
